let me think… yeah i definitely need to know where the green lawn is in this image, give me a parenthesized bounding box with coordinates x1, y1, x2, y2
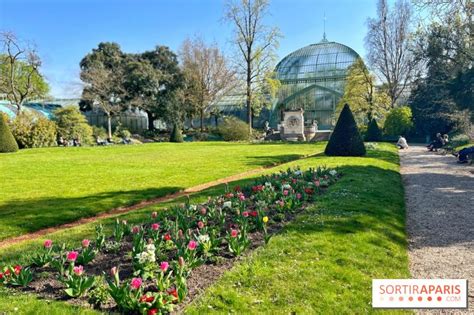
(186, 143, 409, 314)
(0, 142, 409, 314)
(0, 142, 319, 241)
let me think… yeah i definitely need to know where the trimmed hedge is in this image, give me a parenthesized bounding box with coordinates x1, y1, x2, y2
(365, 118, 382, 141)
(0, 115, 19, 153)
(325, 104, 366, 156)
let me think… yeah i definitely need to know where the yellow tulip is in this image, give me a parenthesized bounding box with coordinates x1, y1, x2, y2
(263, 216, 269, 223)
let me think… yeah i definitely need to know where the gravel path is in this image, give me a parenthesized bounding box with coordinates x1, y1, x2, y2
(400, 145, 474, 314)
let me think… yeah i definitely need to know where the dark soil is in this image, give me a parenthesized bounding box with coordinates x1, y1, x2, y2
(20, 204, 308, 314)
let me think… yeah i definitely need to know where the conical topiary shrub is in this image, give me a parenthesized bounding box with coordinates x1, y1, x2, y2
(365, 118, 382, 141)
(325, 104, 366, 156)
(0, 114, 19, 153)
(169, 123, 183, 143)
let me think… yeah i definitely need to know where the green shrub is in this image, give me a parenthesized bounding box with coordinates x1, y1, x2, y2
(115, 128, 131, 139)
(54, 106, 93, 144)
(218, 117, 251, 141)
(170, 123, 183, 143)
(0, 114, 19, 153)
(10, 112, 57, 148)
(450, 134, 471, 148)
(325, 104, 366, 156)
(92, 126, 108, 139)
(384, 106, 413, 136)
(365, 118, 382, 141)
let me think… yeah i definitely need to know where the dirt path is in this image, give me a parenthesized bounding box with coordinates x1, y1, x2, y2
(399, 145, 474, 313)
(0, 152, 318, 250)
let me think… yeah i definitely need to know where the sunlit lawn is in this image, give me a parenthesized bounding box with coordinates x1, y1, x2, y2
(0, 142, 320, 240)
(0, 143, 409, 314)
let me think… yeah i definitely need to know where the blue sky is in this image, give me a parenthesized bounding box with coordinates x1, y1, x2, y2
(0, 0, 383, 98)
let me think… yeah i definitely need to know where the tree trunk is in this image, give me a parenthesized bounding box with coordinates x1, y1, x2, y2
(200, 107, 204, 132)
(107, 115, 113, 141)
(146, 110, 155, 130)
(246, 47, 252, 133)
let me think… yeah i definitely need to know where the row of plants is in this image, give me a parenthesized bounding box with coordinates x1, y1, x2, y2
(0, 167, 340, 314)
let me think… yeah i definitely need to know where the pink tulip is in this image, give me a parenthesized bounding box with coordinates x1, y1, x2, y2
(43, 239, 52, 249)
(132, 226, 140, 234)
(160, 261, 169, 272)
(197, 221, 204, 229)
(81, 239, 90, 248)
(296, 193, 302, 200)
(73, 265, 83, 276)
(151, 223, 160, 231)
(231, 229, 238, 238)
(314, 180, 320, 187)
(151, 211, 158, 219)
(67, 251, 78, 262)
(283, 190, 289, 196)
(188, 240, 197, 250)
(242, 211, 249, 217)
(239, 194, 246, 201)
(130, 277, 142, 290)
(200, 207, 207, 215)
(110, 267, 118, 276)
(278, 200, 285, 207)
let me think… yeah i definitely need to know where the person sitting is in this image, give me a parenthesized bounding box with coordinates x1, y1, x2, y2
(73, 138, 82, 147)
(427, 133, 444, 151)
(443, 134, 449, 145)
(397, 135, 409, 149)
(57, 136, 66, 147)
(455, 146, 474, 164)
(96, 136, 107, 146)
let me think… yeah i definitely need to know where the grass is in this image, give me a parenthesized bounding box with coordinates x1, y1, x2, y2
(0, 142, 409, 314)
(0, 142, 319, 240)
(185, 142, 409, 314)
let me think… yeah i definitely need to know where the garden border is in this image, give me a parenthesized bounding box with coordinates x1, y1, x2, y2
(0, 151, 320, 250)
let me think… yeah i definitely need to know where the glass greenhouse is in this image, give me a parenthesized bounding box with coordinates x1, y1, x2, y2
(213, 37, 360, 130)
(271, 37, 360, 129)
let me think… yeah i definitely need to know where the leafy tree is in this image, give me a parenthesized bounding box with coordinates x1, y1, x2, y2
(54, 106, 93, 144)
(325, 104, 366, 156)
(180, 36, 236, 131)
(139, 46, 189, 130)
(409, 19, 472, 136)
(365, 119, 383, 141)
(0, 32, 49, 113)
(384, 106, 413, 136)
(80, 42, 126, 140)
(337, 58, 391, 125)
(0, 114, 18, 153)
(225, 0, 281, 131)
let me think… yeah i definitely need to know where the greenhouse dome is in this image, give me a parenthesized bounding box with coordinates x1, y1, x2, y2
(271, 36, 360, 129)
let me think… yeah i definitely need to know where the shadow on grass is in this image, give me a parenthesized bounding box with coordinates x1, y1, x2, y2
(0, 187, 182, 241)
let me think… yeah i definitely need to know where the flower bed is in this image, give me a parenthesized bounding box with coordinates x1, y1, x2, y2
(0, 167, 339, 314)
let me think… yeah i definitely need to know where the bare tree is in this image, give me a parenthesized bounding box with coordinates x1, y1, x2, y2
(224, 0, 281, 131)
(365, 0, 418, 107)
(0, 32, 49, 113)
(180, 36, 236, 131)
(81, 66, 125, 140)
